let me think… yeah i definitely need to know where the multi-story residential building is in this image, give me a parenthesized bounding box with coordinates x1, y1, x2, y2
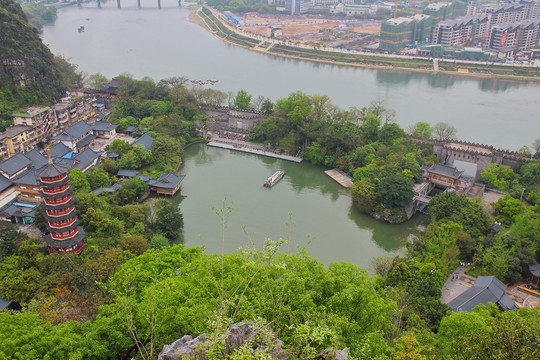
(285, 0, 312, 14)
(434, 15, 489, 46)
(12, 106, 58, 145)
(486, 3, 531, 29)
(467, 0, 478, 16)
(380, 14, 434, 52)
(0, 125, 37, 159)
(489, 18, 540, 53)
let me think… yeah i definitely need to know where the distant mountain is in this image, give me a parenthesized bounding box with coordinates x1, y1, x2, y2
(0, 0, 82, 129)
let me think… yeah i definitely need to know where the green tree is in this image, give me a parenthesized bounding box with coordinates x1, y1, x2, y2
(233, 89, 252, 110)
(492, 195, 526, 226)
(69, 169, 90, 193)
(86, 73, 108, 90)
(377, 175, 413, 208)
(351, 178, 377, 213)
(480, 163, 514, 190)
(429, 191, 491, 238)
(86, 168, 112, 191)
(409, 122, 432, 139)
(121, 235, 149, 255)
(432, 122, 457, 141)
(153, 200, 183, 241)
(150, 234, 169, 250)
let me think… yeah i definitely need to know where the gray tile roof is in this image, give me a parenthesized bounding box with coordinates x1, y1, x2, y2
(0, 296, 12, 310)
(529, 263, 540, 277)
(427, 164, 464, 179)
(50, 142, 72, 158)
(148, 173, 184, 189)
(65, 121, 92, 139)
(448, 276, 519, 312)
(117, 169, 137, 178)
(0, 153, 31, 176)
(73, 148, 101, 171)
(92, 121, 119, 132)
(0, 174, 13, 193)
(76, 134, 96, 149)
(24, 149, 48, 170)
(125, 125, 139, 133)
(136, 174, 151, 182)
(131, 133, 154, 153)
(93, 182, 121, 196)
(12, 169, 38, 186)
(36, 162, 70, 178)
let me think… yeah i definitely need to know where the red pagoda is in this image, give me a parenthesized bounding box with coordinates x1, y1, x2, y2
(37, 161, 85, 254)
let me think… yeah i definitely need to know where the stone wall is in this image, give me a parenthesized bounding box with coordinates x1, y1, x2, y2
(411, 137, 530, 179)
(200, 106, 266, 132)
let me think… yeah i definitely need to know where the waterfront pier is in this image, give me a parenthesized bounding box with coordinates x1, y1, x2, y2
(325, 169, 353, 188)
(207, 138, 302, 163)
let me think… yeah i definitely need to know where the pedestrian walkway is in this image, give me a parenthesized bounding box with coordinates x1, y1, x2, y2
(441, 264, 474, 304)
(207, 139, 303, 163)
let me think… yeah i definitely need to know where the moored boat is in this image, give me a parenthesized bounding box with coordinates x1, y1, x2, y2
(264, 170, 285, 187)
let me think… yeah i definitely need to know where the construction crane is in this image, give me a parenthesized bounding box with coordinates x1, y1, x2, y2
(394, 0, 399, 18)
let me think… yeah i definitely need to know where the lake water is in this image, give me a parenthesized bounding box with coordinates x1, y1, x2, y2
(41, 1, 540, 151)
(175, 144, 425, 267)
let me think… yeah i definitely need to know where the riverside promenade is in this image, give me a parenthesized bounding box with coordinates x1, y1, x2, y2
(207, 138, 303, 163)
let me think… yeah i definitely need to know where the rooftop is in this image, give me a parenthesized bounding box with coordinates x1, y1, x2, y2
(448, 276, 519, 312)
(0, 125, 32, 140)
(0, 153, 32, 176)
(12, 106, 50, 118)
(131, 133, 154, 153)
(426, 164, 464, 179)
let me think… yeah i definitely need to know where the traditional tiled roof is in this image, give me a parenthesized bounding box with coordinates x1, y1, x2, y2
(136, 174, 151, 182)
(448, 276, 519, 312)
(36, 162, 69, 178)
(92, 183, 121, 196)
(0, 174, 13, 193)
(131, 133, 154, 153)
(92, 121, 119, 132)
(43, 228, 86, 249)
(427, 164, 464, 179)
(65, 121, 92, 139)
(125, 125, 139, 133)
(12, 169, 38, 186)
(117, 169, 137, 178)
(49, 143, 72, 158)
(73, 148, 102, 172)
(0, 153, 31, 176)
(529, 263, 540, 277)
(107, 152, 119, 158)
(24, 149, 48, 170)
(147, 173, 184, 189)
(0, 296, 13, 310)
(76, 134, 96, 149)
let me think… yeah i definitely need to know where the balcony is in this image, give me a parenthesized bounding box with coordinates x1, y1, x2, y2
(48, 217, 77, 229)
(42, 184, 69, 194)
(51, 228, 78, 240)
(40, 173, 67, 184)
(46, 206, 74, 217)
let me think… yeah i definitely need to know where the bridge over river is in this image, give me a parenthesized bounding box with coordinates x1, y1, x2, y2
(80, 0, 182, 8)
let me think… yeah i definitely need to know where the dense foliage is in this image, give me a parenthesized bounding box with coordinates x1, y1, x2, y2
(0, 0, 82, 130)
(21, 2, 56, 31)
(0, 71, 539, 358)
(207, 0, 277, 13)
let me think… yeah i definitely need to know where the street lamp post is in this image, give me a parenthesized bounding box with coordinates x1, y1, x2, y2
(520, 187, 526, 201)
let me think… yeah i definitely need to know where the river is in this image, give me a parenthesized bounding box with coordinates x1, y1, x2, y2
(173, 143, 425, 267)
(41, 1, 540, 151)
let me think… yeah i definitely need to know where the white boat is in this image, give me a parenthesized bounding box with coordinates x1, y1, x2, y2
(264, 170, 285, 187)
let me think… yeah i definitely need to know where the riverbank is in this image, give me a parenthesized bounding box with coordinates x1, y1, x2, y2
(192, 6, 540, 82)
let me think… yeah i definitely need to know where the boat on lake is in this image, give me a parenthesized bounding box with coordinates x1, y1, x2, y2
(264, 170, 285, 187)
(78, 26, 85, 33)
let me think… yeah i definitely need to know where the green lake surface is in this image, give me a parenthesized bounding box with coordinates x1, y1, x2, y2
(175, 144, 426, 267)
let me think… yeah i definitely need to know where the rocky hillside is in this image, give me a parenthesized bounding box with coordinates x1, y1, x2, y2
(0, 0, 81, 128)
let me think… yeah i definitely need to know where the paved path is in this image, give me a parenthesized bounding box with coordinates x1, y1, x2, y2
(441, 265, 473, 304)
(207, 140, 303, 163)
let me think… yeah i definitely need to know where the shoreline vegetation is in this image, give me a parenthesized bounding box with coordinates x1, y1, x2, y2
(192, 5, 540, 82)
